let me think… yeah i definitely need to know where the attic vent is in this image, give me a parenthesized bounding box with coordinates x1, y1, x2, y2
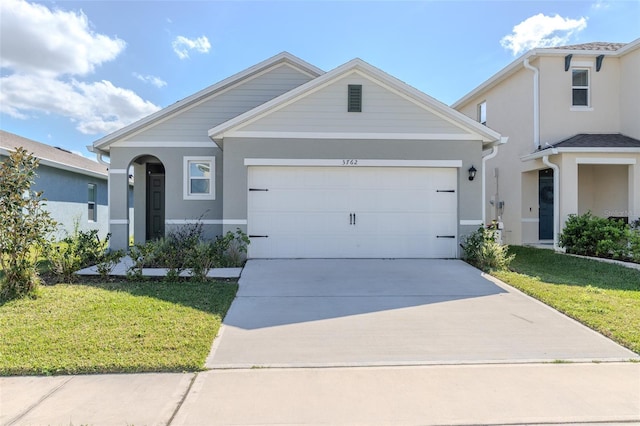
(348, 84, 362, 112)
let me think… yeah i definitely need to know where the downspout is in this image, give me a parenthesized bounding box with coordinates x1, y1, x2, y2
(482, 145, 500, 226)
(96, 152, 110, 166)
(542, 153, 560, 251)
(523, 58, 540, 150)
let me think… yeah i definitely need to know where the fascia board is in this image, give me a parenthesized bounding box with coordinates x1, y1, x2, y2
(210, 58, 501, 144)
(93, 52, 324, 151)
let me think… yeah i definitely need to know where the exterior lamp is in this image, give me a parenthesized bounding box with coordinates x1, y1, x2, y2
(468, 165, 477, 181)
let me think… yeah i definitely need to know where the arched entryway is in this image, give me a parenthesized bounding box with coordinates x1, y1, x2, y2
(129, 155, 165, 244)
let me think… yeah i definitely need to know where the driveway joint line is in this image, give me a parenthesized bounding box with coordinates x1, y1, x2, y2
(166, 372, 197, 426)
(5, 376, 74, 426)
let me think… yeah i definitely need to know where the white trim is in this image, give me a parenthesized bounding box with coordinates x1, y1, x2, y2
(576, 157, 636, 165)
(460, 220, 483, 226)
(109, 169, 128, 174)
(570, 107, 594, 112)
(165, 219, 247, 225)
(183, 156, 216, 200)
(229, 131, 477, 141)
(244, 158, 463, 168)
(110, 219, 129, 225)
(521, 218, 540, 223)
(111, 141, 215, 148)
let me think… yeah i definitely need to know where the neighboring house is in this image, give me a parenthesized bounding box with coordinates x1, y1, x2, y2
(91, 52, 504, 258)
(453, 39, 640, 248)
(0, 130, 109, 240)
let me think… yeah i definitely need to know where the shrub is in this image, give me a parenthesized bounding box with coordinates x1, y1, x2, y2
(0, 148, 58, 299)
(95, 249, 125, 279)
(126, 223, 250, 281)
(560, 212, 634, 260)
(49, 228, 111, 282)
(461, 226, 515, 272)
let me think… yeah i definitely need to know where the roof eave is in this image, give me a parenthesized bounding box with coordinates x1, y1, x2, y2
(521, 147, 640, 161)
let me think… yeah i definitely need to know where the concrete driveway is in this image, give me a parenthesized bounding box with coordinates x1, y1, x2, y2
(207, 259, 637, 368)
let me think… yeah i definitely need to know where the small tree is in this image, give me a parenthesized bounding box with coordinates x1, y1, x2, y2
(0, 147, 58, 299)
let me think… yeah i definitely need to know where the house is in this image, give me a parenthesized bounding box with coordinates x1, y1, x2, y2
(91, 52, 504, 258)
(453, 39, 640, 248)
(0, 130, 109, 240)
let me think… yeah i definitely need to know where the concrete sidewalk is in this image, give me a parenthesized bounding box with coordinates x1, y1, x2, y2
(3, 363, 639, 425)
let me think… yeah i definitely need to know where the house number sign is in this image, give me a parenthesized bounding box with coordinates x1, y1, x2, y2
(342, 159, 359, 166)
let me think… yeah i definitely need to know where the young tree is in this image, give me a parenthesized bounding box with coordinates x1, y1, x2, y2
(0, 147, 57, 299)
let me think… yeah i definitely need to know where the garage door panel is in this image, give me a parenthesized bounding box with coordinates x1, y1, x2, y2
(248, 166, 458, 258)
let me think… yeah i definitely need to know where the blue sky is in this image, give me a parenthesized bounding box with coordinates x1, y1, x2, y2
(1, 0, 638, 157)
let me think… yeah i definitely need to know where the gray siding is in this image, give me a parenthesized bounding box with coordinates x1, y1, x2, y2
(130, 64, 314, 142)
(241, 73, 463, 134)
(0, 157, 109, 240)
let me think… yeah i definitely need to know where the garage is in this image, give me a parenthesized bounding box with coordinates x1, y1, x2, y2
(247, 164, 458, 258)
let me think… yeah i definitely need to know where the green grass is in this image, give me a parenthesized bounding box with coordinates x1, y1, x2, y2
(0, 280, 237, 375)
(493, 246, 640, 354)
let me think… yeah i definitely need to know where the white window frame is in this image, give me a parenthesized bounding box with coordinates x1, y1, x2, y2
(88, 183, 97, 222)
(183, 156, 216, 200)
(478, 101, 487, 126)
(571, 67, 590, 109)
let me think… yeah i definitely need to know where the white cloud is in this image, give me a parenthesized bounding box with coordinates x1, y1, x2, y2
(0, 74, 160, 135)
(172, 35, 211, 59)
(133, 72, 167, 88)
(591, 1, 611, 10)
(0, 0, 160, 136)
(500, 13, 587, 55)
(0, 0, 125, 76)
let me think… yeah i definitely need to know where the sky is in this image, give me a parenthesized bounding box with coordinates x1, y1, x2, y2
(1, 0, 639, 159)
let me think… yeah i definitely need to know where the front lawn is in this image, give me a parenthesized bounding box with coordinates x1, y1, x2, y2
(493, 246, 640, 354)
(0, 280, 237, 375)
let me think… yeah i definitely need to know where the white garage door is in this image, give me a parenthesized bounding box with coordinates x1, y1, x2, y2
(247, 166, 458, 258)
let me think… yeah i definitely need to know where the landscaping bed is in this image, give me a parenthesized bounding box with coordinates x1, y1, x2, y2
(493, 246, 640, 355)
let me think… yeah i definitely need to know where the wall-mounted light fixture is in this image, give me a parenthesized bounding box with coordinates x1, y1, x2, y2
(468, 165, 477, 181)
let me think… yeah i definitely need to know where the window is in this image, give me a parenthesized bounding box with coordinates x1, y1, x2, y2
(478, 101, 487, 126)
(572, 69, 589, 107)
(348, 84, 362, 112)
(183, 156, 215, 200)
(88, 183, 97, 222)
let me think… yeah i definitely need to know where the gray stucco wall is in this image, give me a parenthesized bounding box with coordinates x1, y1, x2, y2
(222, 137, 485, 255)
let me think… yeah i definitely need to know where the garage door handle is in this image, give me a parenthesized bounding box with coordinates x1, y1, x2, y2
(436, 190, 455, 193)
(249, 188, 269, 192)
(249, 235, 269, 238)
(349, 213, 353, 225)
(437, 235, 455, 238)
(353, 213, 356, 225)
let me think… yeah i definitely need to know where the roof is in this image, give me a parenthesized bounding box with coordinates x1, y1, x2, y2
(520, 133, 640, 161)
(0, 130, 107, 179)
(549, 133, 640, 149)
(452, 37, 640, 109)
(92, 52, 324, 152)
(550, 42, 627, 51)
(208, 58, 503, 147)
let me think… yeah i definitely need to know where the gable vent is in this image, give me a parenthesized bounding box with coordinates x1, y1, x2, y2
(348, 84, 362, 112)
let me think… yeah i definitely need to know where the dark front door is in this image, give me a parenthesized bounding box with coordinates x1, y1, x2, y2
(146, 163, 165, 240)
(539, 168, 554, 240)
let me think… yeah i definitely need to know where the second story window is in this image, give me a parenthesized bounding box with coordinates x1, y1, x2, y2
(572, 69, 589, 107)
(478, 101, 487, 126)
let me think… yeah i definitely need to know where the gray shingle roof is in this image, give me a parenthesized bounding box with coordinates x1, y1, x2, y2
(0, 130, 107, 177)
(551, 42, 627, 51)
(549, 133, 640, 149)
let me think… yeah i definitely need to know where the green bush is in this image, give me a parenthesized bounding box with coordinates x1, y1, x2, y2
(49, 228, 111, 282)
(559, 212, 636, 261)
(461, 226, 515, 272)
(127, 224, 250, 280)
(0, 148, 58, 300)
